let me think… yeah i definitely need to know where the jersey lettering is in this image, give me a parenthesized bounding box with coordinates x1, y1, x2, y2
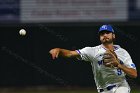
(98, 60, 103, 65)
(131, 64, 136, 68)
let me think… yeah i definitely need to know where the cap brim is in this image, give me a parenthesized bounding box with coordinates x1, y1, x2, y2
(98, 30, 114, 33)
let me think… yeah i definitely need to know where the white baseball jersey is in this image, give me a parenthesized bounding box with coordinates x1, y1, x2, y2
(76, 44, 136, 90)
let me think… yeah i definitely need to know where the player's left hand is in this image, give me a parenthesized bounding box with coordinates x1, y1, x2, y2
(103, 50, 120, 68)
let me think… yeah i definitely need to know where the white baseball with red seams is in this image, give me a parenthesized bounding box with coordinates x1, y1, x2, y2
(19, 29, 26, 36)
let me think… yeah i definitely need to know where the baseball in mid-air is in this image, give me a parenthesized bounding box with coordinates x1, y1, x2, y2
(19, 29, 26, 36)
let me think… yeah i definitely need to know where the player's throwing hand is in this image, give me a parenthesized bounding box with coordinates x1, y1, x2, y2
(49, 48, 60, 59)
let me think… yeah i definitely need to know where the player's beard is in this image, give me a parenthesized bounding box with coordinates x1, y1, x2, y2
(101, 37, 114, 45)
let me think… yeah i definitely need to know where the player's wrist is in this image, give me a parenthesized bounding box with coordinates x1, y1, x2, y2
(117, 63, 122, 69)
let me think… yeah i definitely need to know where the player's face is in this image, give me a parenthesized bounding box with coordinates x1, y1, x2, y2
(99, 31, 115, 44)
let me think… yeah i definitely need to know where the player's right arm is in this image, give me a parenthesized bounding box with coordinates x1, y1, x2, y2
(49, 48, 79, 59)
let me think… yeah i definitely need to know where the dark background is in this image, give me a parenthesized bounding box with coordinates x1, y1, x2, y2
(0, 23, 139, 88)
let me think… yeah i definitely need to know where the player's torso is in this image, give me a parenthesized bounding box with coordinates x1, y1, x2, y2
(89, 45, 126, 89)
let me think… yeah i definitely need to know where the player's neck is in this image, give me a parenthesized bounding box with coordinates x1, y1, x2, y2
(103, 43, 114, 51)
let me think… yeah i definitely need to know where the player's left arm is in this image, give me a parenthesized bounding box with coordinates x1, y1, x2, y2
(117, 64, 137, 78)
(103, 50, 137, 78)
(117, 51, 137, 78)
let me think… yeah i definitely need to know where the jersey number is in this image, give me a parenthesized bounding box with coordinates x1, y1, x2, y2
(117, 69, 122, 75)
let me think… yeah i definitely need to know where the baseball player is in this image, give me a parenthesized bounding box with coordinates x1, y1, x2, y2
(49, 25, 137, 93)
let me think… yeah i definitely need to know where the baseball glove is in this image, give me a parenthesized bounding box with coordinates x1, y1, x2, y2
(103, 50, 119, 68)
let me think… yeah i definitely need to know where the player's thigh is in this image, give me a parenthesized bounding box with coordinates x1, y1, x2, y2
(115, 86, 130, 93)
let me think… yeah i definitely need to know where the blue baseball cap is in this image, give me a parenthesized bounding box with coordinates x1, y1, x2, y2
(99, 25, 114, 33)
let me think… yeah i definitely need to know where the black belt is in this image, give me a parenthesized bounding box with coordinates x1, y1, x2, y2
(99, 85, 116, 92)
